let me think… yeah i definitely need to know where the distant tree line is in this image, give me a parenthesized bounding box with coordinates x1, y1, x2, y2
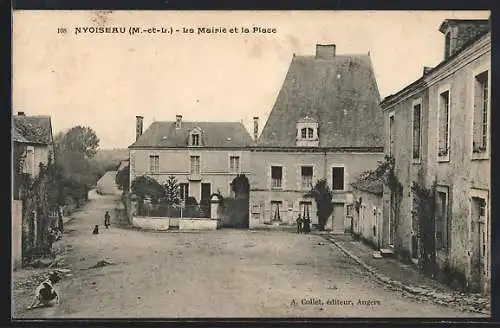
(54, 126, 120, 209)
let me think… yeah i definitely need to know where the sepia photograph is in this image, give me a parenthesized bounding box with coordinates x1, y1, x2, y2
(11, 10, 491, 319)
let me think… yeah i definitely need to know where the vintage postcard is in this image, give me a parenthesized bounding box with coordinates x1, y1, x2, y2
(12, 10, 491, 319)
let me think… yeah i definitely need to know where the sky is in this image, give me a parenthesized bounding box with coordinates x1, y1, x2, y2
(13, 10, 490, 149)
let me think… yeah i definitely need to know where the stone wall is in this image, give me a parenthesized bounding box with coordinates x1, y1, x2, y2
(132, 217, 218, 231)
(12, 200, 23, 269)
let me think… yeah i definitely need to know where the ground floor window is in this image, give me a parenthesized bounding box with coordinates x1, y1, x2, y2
(435, 186, 450, 253)
(299, 201, 312, 219)
(346, 204, 353, 217)
(270, 201, 283, 221)
(179, 183, 189, 201)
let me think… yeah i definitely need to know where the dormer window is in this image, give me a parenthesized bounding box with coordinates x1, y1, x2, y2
(301, 127, 314, 139)
(296, 116, 319, 147)
(189, 127, 203, 146)
(191, 133, 200, 146)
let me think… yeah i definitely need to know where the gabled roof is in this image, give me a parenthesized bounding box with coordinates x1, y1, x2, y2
(351, 170, 384, 195)
(97, 171, 117, 185)
(258, 54, 384, 148)
(297, 116, 318, 124)
(13, 115, 53, 145)
(129, 121, 254, 148)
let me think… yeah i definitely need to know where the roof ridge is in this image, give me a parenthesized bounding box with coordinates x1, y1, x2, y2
(154, 120, 245, 124)
(294, 54, 370, 59)
(14, 115, 51, 118)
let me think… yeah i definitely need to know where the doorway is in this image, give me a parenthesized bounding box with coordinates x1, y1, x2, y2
(330, 203, 345, 234)
(201, 183, 211, 217)
(470, 196, 487, 292)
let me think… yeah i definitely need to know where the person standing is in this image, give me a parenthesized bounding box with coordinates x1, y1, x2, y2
(57, 206, 64, 232)
(104, 211, 111, 229)
(296, 214, 303, 234)
(303, 215, 311, 234)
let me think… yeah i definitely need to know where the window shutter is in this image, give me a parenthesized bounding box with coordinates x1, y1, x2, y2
(267, 166, 271, 189)
(472, 79, 485, 149)
(282, 167, 286, 190)
(438, 98, 446, 153)
(312, 165, 316, 188)
(296, 165, 300, 190)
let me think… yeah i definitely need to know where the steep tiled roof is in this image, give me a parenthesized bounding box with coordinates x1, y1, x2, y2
(351, 171, 384, 195)
(13, 115, 53, 145)
(258, 55, 383, 148)
(129, 121, 254, 148)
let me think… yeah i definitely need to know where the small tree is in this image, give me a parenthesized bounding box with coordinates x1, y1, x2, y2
(231, 174, 250, 199)
(306, 178, 333, 231)
(115, 164, 130, 191)
(130, 175, 164, 204)
(163, 175, 180, 205)
(411, 180, 437, 276)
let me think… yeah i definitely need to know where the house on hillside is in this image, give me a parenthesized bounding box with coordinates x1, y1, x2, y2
(379, 18, 490, 293)
(12, 111, 56, 268)
(128, 115, 254, 214)
(249, 44, 385, 231)
(96, 171, 119, 195)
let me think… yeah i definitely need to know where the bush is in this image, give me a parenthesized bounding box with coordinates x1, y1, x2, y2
(131, 175, 164, 204)
(185, 196, 198, 206)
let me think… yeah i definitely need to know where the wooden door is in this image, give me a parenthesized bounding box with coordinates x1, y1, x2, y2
(201, 183, 211, 217)
(331, 203, 345, 234)
(471, 197, 487, 292)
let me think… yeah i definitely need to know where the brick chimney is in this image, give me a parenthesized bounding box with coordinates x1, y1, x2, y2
(135, 116, 143, 141)
(315, 44, 336, 59)
(175, 115, 182, 129)
(253, 116, 259, 141)
(18, 112, 25, 116)
(439, 19, 489, 60)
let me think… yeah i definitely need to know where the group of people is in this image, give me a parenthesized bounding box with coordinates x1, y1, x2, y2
(296, 214, 311, 234)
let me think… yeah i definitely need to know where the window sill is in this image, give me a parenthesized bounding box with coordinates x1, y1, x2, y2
(188, 174, 202, 181)
(471, 152, 489, 161)
(437, 155, 450, 163)
(271, 187, 283, 191)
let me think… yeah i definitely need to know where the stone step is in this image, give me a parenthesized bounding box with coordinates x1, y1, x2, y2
(372, 251, 383, 259)
(379, 248, 394, 257)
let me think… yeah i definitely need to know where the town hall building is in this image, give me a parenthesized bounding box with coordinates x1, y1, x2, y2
(127, 44, 385, 233)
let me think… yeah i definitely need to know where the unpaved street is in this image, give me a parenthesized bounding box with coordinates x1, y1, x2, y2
(12, 192, 486, 318)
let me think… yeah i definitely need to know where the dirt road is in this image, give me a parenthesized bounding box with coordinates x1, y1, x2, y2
(12, 191, 486, 318)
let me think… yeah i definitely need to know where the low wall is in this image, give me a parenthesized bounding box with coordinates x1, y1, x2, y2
(132, 217, 219, 231)
(12, 200, 22, 269)
(179, 219, 218, 231)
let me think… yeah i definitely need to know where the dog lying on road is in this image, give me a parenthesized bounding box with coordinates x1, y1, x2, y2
(27, 270, 67, 309)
